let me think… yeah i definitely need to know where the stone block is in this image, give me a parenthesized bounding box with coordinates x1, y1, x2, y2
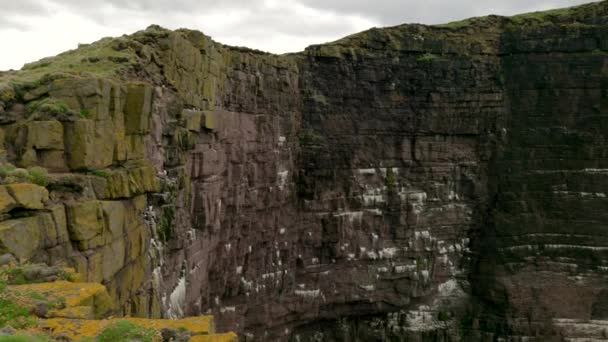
(0, 186, 15, 214)
(26, 120, 64, 150)
(6, 183, 49, 210)
(64, 119, 95, 170)
(182, 109, 203, 132)
(0, 216, 42, 261)
(124, 83, 153, 134)
(50, 78, 113, 121)
(66, 201, 104, 250)
(203, 111, 216, 130)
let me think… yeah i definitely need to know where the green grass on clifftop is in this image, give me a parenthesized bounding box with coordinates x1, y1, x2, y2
(0, 35, 138, 85)
(439, 1, 600, 28)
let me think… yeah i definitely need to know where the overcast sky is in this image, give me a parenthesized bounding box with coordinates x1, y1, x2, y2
(0, 0, 600, 70)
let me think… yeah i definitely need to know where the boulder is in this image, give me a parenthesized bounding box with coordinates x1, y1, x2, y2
(26, 120, 64, 150)
(6, 183, 49, 210)
(0, 186, 16, 213)
(0, 216, 42, 261)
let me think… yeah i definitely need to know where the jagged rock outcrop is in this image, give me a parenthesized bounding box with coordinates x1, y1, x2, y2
(1, 2, 608, 341)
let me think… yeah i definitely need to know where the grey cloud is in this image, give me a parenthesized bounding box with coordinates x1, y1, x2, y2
(298, 0, 602, 25)
(1, 0, 50, 15)
(0, 0, 52, 29)
(41, 0, 366, 44)
(46, 0, 259, 15)
(37, 0, 603, 29)
(224, 8, 365, 38)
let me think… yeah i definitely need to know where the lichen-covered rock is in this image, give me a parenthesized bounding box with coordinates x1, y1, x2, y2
(0, 216, 43, 260)
(182, 109, 203, 132)
(64, 119, 95, 170)
(25, 120, 64, 150)
(49, 78, 114, 121)
(124, 83, 153, 134)
(0, 186, 16, 213)
(202, 111, 216, 131)
(66, 201, 104, 249)
(6, 183, 48, 209)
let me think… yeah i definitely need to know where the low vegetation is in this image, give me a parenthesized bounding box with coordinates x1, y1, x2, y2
(0, 334, 52, 342)
(0, 278, 36, 330)
(417, 52, 439, 62)
(97, 321, 157, 342)
(0, 164, 49, 187)
(25, 98, 73, 118)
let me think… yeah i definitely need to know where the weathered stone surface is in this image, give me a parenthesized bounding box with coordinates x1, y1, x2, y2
(49, 78, 113, 121)
(6, 183, 49, 209)
(0, 215, 43, 260)
(182, 109, 203, 132)
(202, 111, 216, 131)
(0, 186, 16, 213)
(64, 119, 95, 170)
(124, 83, 153, 134)
(66, 201, 104, 249)
(26, 120, 64, 150)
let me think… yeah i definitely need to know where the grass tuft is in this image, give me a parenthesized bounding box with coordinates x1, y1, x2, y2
(97, 320, 157, 342)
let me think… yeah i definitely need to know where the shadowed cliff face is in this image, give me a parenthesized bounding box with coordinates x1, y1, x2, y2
(1, 2, 608, 341)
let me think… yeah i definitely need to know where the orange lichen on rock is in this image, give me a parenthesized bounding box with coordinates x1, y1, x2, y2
(125, 316, 214, 335)
(9, 280, 113, 317)
(47, 306, 94, 319)
(189, 332, 238, 342)
(40, 318, 106, 340)
(41, 316, 215, 340)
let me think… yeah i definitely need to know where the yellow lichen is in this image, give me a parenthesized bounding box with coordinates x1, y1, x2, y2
(10, 281, 107, 308)
(189, 332, 238, 342)
(41, 316, 215, 340)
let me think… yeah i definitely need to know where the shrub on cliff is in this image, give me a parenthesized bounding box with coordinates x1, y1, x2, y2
(0, 164, 49, 187)
(26, 167, 49, 187)
(97, 321, 157, 342)
(0, 334, 52, 342)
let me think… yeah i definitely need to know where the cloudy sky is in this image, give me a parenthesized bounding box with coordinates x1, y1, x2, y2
(0, 0, 600, 70)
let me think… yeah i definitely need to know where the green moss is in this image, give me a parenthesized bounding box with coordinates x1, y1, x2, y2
(0, 165, 50, 187)
(25, 98, 73, 118)
(0, 36, 137, 85)
(298, 130, 325, 147)
(437, 311, 450, 321)
(73, 338, 96, 342)
(417, 53, 439, 62)
(0, 334, 52, 342)
(6, 268, 27, 285)
(440, 1, 594, 29)
(0, 298, 33, 328)
(27, 167, 49, 187)
(80, 108, 90, 118)
(158, 206, 175, 242)
(509, 6, 574, 24)
(97, 320, 156, 342)
(26, 291, 45, 301)
(91, 169, 111, 178)
(0, 164, 17, 178)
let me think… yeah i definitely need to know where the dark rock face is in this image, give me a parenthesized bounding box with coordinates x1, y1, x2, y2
(2, 2, 608, 341)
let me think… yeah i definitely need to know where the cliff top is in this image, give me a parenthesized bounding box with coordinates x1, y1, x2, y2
(0, 1, 605, 88)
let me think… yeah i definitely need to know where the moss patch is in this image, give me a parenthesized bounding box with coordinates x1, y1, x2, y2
(97, 320, 157, 342)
